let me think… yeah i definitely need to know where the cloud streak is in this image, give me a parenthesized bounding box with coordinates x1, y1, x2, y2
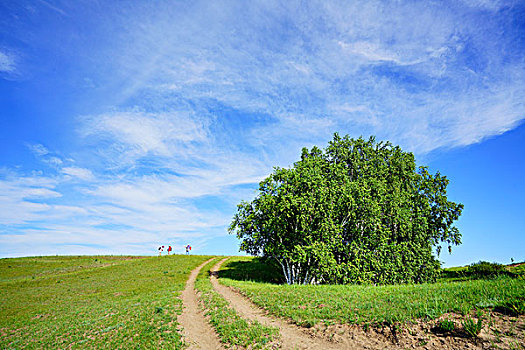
(0, 51, 16, 73)
(81, 0, 523, 153)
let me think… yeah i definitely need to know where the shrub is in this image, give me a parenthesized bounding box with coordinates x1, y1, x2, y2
(467, 261, 506, 278)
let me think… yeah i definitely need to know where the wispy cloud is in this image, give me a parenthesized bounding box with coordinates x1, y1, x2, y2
(338, 41, 426, 66)
(36, 0, 68, 17)
(27, 143, 49, 156)
(0, 172, 60, 225)
(0, 51, 16, 73)
(0, 167, 233, 256)
(86, 0, 523, 154)
(79, 110, 210, 166)
(62, 167, 94, 181)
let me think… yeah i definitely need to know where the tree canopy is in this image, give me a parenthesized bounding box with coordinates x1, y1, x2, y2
(229, 134, 463, 285)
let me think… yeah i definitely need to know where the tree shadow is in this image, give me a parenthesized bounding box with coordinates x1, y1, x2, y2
(218, 258, 284, 284)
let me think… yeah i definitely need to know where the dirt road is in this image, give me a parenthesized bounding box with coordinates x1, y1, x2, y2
(179, 258, 224, 349)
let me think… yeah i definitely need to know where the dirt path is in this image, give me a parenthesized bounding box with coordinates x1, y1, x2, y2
(210, 258, 349, 350)
(179, 258, 224, 350)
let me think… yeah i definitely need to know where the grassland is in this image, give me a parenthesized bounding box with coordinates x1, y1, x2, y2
(2, 254, 523, 349)
(194, 258, 278, 348)
(1, 255, 210, 349)
(219, 257, 525, 327)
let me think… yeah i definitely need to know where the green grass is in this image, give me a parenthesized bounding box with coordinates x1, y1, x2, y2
(437, 319, 455, 333)
(0, 256, 149, 283)
(194, 258, 278, 349)
(0, 255, 211, 349)
(219, 257, 525, 327)
(462, 317, 483, 338)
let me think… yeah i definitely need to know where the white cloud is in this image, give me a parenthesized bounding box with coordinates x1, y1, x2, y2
(85, 0, 522, 156)
(36, 0, 68, 16)
(62, 167, 94, 181)
(338, 41, 425, 66)
(27, 143, 49, 156)
(23, 187, 62, 199)
(0, 174, 60, 225)
(0, 168, 233, 257)
(80, 110, 209, 162)
(0, 51, 15, 73)
(46, 157, 63, 166)
(459, 0, 506, 11)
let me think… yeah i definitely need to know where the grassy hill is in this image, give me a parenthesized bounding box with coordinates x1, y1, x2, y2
(0, 255, 210, 349)
(2, 255, 524, 349)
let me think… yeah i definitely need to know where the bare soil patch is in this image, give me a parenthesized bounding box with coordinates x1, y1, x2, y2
(305, 312, 524, 349)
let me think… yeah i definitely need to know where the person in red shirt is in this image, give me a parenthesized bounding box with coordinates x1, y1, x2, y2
(167, 246, 172, 255)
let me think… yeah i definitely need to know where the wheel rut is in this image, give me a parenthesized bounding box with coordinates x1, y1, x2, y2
(179, 258, 224, 350)
(210, 258, 349, 350)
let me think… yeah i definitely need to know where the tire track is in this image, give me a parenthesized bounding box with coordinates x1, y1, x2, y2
(210, 258, 347, 350)
(179, 258, 224, 350)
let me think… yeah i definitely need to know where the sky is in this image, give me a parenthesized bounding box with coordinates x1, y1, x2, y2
(0, 0, 523, 266)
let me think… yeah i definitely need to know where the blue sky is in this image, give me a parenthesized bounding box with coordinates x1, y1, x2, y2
(0, 0, 523, 266)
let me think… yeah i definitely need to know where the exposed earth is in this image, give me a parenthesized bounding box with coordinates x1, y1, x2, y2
(179, 258, 224, 349)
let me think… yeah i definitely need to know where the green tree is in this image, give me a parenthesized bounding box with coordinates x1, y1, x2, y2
(229, 134, 463, 285)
